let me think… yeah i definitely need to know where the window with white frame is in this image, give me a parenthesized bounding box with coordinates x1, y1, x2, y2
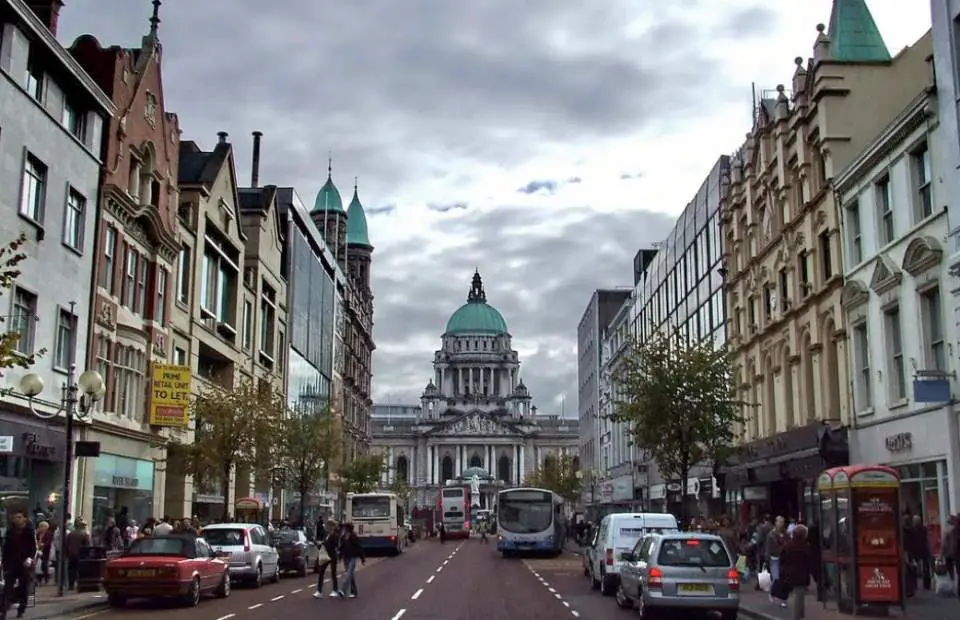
(61, 99, 86, 142)
(155, 268, 167, 323)
(63, 188, 85, 250)
(177, 244, 190, 304)
(883, 306, 906, 401)
(114, 345, 146, 420)
(136, 259, 147, 315)
(852, 322, 871, 411)
(174, 347, 187, 366)
(95, 336, 113, 412)
(912, 142, 933, 221)
(259, 284, 276, 358)
(875, 176, 893, 245)
(54, 308, 76, 370)
(920, 286, 945, 371)
(124, 248, 137, 309)
(242, 299, 253, 350)
(100, 227, 116, 293)
(12, 288, 37, 355)
(199, 234, 238, 324)
(845, 199, 862, 264)
(20, 154, 46, 221)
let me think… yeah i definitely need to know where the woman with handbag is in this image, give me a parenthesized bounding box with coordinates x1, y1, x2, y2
(313, 520, 342, 599)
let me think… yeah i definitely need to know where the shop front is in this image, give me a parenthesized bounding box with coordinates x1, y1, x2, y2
(719, 421, 849, 527)
(0, 414, 64, 524)
(91, 453, 155, 526)
(849, 403, 958, 557)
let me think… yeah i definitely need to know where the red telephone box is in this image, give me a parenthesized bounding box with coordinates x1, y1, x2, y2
(818, 465, 903, 615)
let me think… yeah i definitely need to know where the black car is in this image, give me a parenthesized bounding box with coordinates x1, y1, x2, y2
(274, 530, 320, 577)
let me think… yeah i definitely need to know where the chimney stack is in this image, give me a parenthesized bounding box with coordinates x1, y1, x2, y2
(251, 131, 263, 188)
(27, 1, 64, 36)
(217, 131, 228, 145)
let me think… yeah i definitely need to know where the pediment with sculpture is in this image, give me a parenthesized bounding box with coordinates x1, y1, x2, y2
(427, 412, 522, 437)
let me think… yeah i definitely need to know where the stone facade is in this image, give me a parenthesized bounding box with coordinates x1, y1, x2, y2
(370, 272, 578, 508)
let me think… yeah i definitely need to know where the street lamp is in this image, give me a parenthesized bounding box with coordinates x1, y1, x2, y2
(20, 356, 104, 598)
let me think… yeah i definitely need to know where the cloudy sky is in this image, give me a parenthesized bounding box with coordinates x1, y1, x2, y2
(57, 1, 929, 411)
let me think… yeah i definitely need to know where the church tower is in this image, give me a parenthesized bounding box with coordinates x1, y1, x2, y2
(310, 159, 347, 269)
(345, 180, 373, 293)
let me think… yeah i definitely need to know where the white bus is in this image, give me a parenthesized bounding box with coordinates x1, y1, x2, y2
(437, 483, 471, 540)
(496, 487, 565, 557)
(344, 492, 408, 556)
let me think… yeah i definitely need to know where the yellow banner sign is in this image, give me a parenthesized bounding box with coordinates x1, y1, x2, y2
(149, 364, 192, 427)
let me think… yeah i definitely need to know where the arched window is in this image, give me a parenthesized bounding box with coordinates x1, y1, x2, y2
(441, 456, 454, 483)
(469, 454, 482, 468)
(543, 454, 556, 470)
(497, 455, 511, 483)
(395, 455, 409, 482)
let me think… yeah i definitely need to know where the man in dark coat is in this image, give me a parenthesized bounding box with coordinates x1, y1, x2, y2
(2, 510, 37, 618)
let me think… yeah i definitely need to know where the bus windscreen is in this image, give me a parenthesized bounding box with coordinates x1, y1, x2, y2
(501, 490, 550, 502)
(351, 497, 391, 519)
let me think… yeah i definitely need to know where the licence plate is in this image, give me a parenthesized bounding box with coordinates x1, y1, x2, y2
(127, 569, 156, 577)
(679, 584, 713, 595)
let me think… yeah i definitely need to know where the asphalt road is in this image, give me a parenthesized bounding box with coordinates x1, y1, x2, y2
(59, 540, 755, 620)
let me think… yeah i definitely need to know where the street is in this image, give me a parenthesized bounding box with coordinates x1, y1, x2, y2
(53, 539, 763, 620)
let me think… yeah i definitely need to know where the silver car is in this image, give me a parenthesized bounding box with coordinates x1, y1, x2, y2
(617, 532, 739, 620)
(201, 523, 279, 587)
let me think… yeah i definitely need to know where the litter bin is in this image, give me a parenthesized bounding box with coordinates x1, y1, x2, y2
(76, 546, 107, 592)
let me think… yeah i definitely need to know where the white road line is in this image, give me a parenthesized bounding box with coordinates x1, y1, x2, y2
(543, 582, 550, 587)
(215, 615, 236, 620)
(427, 575, 436, 583)
(443, 559, 449, 565)
(291, 588, 303, 594)
(532, 572, 540, 578)
(548, 587, 556, 593)
(411, 588, 424, 600)
(248, 603, 263, 610)
(436, 566, 443, 573)
(554, 593, 562, 599)
(571, 611, 580, 618)
(563, 601, 570, 607)
(391, 609, 407, 620)
(271, 595, 285, 601)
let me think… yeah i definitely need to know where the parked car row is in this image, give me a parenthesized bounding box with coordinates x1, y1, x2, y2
(103, 522, 324, 609)
(581, 512, 740, 620)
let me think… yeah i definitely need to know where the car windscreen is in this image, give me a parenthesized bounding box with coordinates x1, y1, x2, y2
(277, 530, 302, 543)
(125, 537, 190, 557)
(497, 500, 552, 534)
(351, 497, 391, 519)
(657, 538, 731, 567)
(202, 528, 246, 546)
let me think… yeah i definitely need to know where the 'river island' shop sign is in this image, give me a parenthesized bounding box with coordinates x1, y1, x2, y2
(148, 364, 192, 427)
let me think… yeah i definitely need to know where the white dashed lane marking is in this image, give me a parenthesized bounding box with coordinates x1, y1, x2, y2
(215, 615, 235, 620)
(412, 588, 424, 600)
(290, 588, 302, 593)
(427, 575, 435, 583)
(270, 594, 284, 601)
(391, 609, 407, 620)
(248, 603, 263, 610)
(525, 562, 581, 618)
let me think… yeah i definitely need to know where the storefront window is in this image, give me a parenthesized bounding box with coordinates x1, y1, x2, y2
(92, 454, 155, 528)
(898, 460, 947, 556)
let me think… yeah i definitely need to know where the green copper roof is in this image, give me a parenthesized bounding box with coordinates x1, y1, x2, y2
(444, 271, 508, 335)
(311, 161, 344, 214)
(826, 0, 891, 62)
(346, 185, 371, 247)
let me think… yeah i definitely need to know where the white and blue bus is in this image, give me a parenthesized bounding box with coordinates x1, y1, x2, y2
(495, 487, 565, 557)
(345, 492, 408, 556)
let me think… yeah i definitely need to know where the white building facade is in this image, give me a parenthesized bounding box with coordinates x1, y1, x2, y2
(838, 86, 958, 553)
(0, 0, 115, 517)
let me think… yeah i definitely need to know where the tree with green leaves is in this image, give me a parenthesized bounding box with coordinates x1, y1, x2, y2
(524, 453, 581, 503)
(340, 453, 386, 493)
(0, 233, 46, 374)
(278, 406, 342, 527)
(388, 476, 412, 511)
(610, 328, 741, 524)
(184, 377, 284, 519)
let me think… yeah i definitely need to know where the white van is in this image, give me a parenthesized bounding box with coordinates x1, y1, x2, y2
(585, 513, 680, 596)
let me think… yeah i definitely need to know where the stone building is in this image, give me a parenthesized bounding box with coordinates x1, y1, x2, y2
(68, 3, 181, 525)
(0, 0, 114, 518)
(719, 1, 932, 524)
(370, 271, 579, 509)
(310, 165, 374, 461)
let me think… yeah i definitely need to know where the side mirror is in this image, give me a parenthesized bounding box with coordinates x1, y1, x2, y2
(620, 552, 635, 562)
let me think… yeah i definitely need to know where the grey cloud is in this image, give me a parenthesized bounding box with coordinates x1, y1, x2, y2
(567, 177, 582, 184)
(368, 205, 396, 215)
(518, 180, 558, 195)
(620, 172, 643, 180)
(427, 202, 469, 213)
(372, 206, 675, 403)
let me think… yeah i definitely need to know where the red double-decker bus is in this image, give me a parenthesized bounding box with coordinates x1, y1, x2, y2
(436, 483, 471, 539)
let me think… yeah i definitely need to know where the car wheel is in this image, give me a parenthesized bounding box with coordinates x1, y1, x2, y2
(271, 563, 281, 583)
(183, 576, 201, 607)
(615, 583, 632, 609)
(107, 594, 126, 607)
(600, 570, 614, 596)
(590, 564, 600, 590)
(252, 563, 263, 588)
(216, 571, 231, 598)
(719, 611, 737, 620)
(297, 560, 308, 578)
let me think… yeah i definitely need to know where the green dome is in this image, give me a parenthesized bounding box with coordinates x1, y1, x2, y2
(444, 271, 508, 335)
(312, 166, 343, 214)
(346, 187, 371, 247)
(459, 466, 494, 480)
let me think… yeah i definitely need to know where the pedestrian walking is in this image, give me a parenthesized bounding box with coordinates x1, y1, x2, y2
(313, 520, 342, 599)
(780, 524, 813, 620)
(479, 521, 488, 544)
(340, 523, 365, 598)
(2, 510, 37, 619)
(439, 522, 446, 544)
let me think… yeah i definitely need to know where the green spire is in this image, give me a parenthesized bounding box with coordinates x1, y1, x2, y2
(346, 178, 371, 247)
(311, 156, 344, 214)
(826, 0, 891, 62)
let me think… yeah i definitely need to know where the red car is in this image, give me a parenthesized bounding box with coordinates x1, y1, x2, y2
(103, 534, 230, 607)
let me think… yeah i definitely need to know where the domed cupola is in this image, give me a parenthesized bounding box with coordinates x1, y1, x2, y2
(422, 379, 439, 398)
(310, 158, 348, 269)
(312, 159, 344, 215)
(346, 182, 371, 248)
(444, 270, 509, 336)
(513, 378, 529, 397)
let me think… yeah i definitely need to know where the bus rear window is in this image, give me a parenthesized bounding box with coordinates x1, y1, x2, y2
(442, 489, 464, 498)
(351, 497, 391, 519)
(657, 538, 730, 567)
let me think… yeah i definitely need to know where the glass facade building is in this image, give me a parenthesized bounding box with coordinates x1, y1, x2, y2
(632, 156, 729, 349)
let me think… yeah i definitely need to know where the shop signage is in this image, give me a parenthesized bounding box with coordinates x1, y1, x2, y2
(22, 432, 55, 459)
(149, 364, 192, 427)
(112, 476, 139, 489)
(884, 433, 912, 453)
(611, 476, 634, 502)
(858, 565, 900, 603)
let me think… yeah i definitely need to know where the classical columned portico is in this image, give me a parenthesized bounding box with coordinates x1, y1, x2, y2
(423, 440, 526, 485)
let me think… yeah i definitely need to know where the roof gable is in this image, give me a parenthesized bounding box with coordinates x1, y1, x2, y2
(427, 412, 520, 437)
